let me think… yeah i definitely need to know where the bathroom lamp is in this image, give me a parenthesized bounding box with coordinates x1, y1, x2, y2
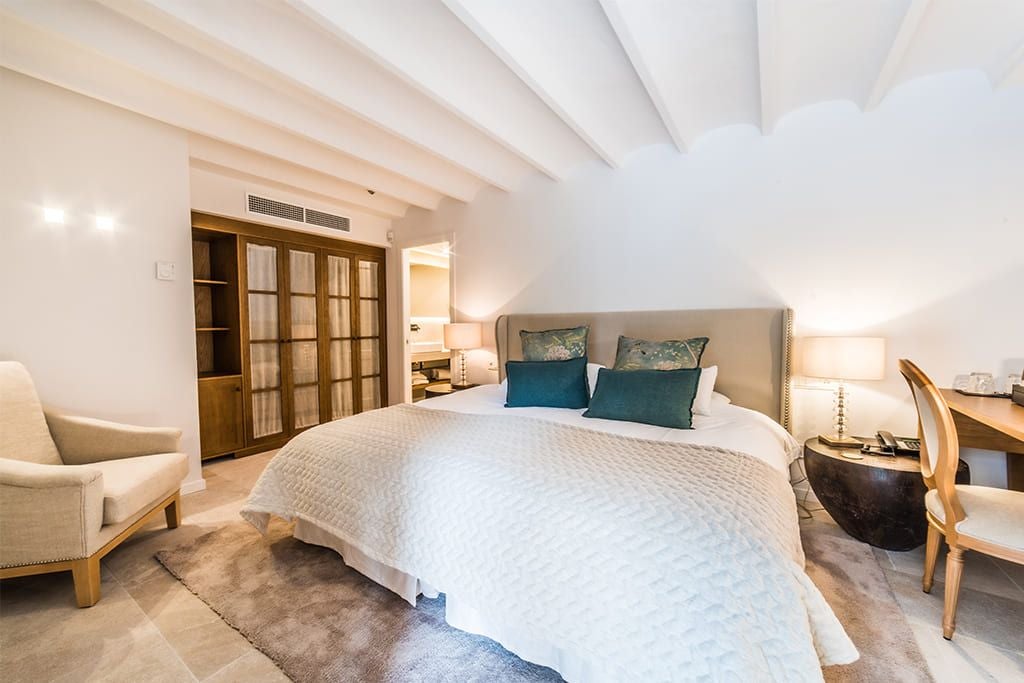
(802, 336, 886, 448)
(444, 322, 482, 388)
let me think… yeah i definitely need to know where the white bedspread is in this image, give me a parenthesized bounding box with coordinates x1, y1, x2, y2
(422, 384, 801, 475)
(242, 403, 856, 681)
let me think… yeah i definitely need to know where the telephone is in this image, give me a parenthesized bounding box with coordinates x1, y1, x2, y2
(864, 431, 921, 456)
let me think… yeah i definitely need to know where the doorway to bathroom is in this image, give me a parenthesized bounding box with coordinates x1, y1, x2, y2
(403, 242, 451, 402)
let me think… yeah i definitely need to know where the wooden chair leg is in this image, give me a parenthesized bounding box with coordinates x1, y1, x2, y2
(70, 556, 101, 608)
(923, 523, 941, 593)
(165, 492, 181, 529)
(942, 546, 966, 639)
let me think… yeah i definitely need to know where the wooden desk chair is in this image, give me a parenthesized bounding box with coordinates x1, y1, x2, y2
(898, 359, 1024, 639)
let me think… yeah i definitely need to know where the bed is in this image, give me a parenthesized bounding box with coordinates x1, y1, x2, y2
(241, 308, 858, 681)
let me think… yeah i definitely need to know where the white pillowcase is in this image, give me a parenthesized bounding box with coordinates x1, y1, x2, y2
(693, 365, 719, 416)
(586, 363, 604, 397)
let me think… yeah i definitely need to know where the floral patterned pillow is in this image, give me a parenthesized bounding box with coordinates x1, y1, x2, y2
(520, 325, 589, 361)
(612, 335, 709, 371)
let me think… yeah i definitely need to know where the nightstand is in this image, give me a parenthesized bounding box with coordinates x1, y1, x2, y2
(424, 382, 478, 399)
(803, 437, 971, 551)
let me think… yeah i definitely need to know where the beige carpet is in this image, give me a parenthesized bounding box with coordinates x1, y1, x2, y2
(156, 518, 931, 682)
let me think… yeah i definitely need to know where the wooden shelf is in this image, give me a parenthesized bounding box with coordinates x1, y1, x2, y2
(198, 371, 242, 380)
(194, 279, 229, 286)
(196, 327, 231, 333)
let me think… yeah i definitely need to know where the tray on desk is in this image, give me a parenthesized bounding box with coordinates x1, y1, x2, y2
(955, 389, 1011, 399)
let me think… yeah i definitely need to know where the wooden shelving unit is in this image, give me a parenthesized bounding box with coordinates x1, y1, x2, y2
(190, 211, 389, 463)
(193, 229, 244, 460)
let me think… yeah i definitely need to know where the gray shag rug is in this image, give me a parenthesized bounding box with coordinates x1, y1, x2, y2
(156, 518, 931, 682)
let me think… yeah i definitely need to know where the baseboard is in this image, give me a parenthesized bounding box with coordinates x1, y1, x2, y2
(180, 478, 207, 496)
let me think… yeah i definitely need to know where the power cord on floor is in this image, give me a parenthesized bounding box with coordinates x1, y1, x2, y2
(790, 455, 823, 520)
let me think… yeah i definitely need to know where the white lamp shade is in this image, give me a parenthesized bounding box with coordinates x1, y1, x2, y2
(443, 322, 482, 350)
(801, 337, 886, 381)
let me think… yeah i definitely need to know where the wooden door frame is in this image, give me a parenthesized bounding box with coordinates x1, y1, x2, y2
(397, 233, 455, 403)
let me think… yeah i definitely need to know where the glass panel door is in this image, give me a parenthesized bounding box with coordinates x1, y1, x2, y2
(288, 249, 320, 430)
(246, 242, 284, 440)
(356, 259, 383, 410)
(327, 254, 355, 419)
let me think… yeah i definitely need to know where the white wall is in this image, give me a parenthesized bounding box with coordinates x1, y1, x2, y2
(410, 264, 450, 318)
(394, 71, 1024, 486)
(0, 70, 204, 490)
(189, 164, 392, 247)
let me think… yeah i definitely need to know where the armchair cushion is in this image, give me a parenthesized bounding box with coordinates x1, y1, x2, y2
(0, 458, 104, 567)
(89, 453, 188, 525)
(0, 362, 62, 466)
(45, 413, 182, 465)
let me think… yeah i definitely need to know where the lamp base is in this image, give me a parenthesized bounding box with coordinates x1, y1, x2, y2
(818, 433, 863, 449)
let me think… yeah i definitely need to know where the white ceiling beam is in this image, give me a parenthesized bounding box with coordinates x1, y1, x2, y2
(866, 0, 932, 110)
(286, 0, 595, 181)
(598, 0, 687, 153)
(443, 0, 616, 167)
(126, 0, 533, 192)
(443, 0, 668, 168)
(0, 14, 443, 210)
(2, 0, 482, 203)
(190, 137, 407, 219)
(755, 0, 778, 134)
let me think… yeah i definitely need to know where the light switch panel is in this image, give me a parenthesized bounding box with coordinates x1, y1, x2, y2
(156, 261, 176, 281)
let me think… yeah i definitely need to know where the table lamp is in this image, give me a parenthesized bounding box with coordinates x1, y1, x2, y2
(802, 336, 886, 448)
(444, 322, 482, 388)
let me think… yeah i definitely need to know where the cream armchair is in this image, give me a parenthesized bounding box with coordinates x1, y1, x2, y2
(0, 362, 188, 607)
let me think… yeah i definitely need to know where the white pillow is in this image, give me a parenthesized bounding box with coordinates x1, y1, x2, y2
(692, 365, 719, 416)
(586, 363, 605, 397)
(501, 362, 605, 398)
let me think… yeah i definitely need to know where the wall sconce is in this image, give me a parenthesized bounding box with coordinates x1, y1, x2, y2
(43, 207, 64, 224)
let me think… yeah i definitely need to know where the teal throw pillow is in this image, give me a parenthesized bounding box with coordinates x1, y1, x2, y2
(583, 367, 701, 429)
(505, 356, 589, 409)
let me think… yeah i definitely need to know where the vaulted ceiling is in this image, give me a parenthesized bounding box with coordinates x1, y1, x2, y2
(2, 0, 1022, 219)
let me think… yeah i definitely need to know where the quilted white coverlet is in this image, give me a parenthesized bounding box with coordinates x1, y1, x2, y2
(242, 404, 857, 681)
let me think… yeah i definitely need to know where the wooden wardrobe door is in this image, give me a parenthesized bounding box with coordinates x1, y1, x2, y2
(285, 247, 321, 432)
(354, 257, 386, 411)
(324, 252, 356, 419)
(241, 238, 287, 445)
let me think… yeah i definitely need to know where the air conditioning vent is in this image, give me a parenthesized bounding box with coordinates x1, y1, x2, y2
(247, 194, 304, 222)
(305, 208, 350, 232)
(246, 194, 351, 232)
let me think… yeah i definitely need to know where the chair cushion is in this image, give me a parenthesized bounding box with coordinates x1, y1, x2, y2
(925, 485, 1024, 551)
(0, 362, 62, 466)
(89, 453, 188, 525)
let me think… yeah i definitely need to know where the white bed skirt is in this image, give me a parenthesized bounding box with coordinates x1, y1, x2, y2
(294, 518, 587, 681)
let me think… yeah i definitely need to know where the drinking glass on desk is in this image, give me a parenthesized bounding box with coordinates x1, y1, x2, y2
(969, 372, 994, 394)
(952, 375, 970, 391)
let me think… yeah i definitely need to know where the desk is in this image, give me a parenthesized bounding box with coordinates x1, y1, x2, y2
(940, 388, 1024, 491)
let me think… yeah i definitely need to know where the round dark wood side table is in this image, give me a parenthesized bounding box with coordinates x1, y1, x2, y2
(803, 437, 971, 551)
(424, 382, 478, 399)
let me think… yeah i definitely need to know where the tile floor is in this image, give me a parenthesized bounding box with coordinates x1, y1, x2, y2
(1, 452, 1022, 682)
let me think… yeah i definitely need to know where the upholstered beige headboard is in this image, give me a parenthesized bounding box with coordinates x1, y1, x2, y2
(495, 308, 793, 429)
